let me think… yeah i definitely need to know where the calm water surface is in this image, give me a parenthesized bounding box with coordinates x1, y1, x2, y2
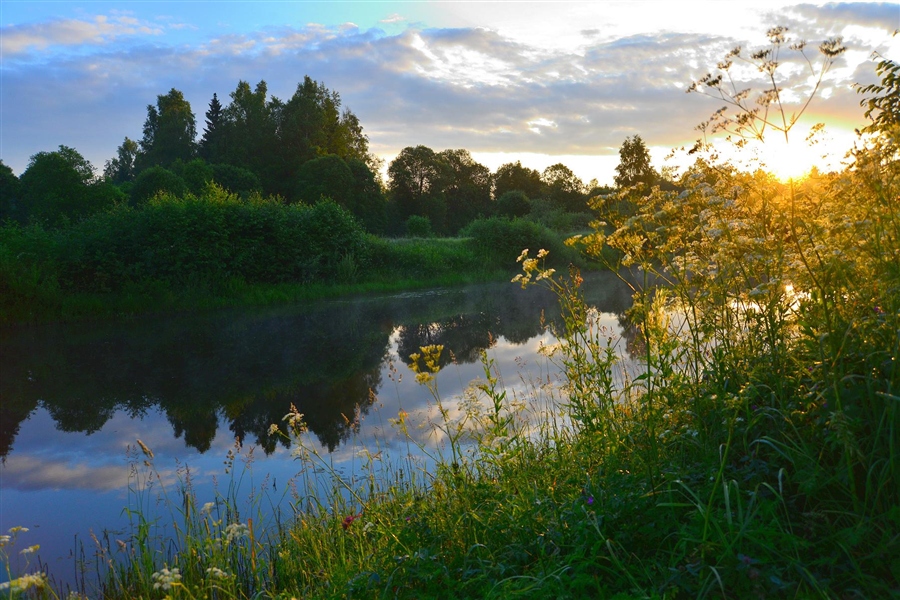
(0, 274, 636, 587)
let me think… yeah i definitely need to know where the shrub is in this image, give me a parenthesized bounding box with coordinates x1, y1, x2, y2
(460, 216, 581, 269)
(405, 215, 433, 238)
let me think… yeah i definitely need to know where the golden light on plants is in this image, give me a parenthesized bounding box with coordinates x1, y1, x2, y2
(747, 135, 821, 181)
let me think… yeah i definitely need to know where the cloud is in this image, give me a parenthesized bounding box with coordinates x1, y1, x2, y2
(0, 15, 163, 56)
(1, 454, 131, 491)
(1, 8, 881, 179)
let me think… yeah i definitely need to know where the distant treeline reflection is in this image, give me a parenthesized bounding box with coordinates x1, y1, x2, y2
(0, 275, 634, 457)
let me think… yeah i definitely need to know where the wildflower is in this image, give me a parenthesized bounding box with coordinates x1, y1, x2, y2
(342, 513, 361, 530)
(151, 567, 182, 591)
(0, 535, 10, 546)
(282, 404, 307, 434)
(20, 544, 39, 555)
(207, 567, 229, 579)
(200, 502, 216, 515)
(0, 573, 47, 593)
(268, 423, 280, 436)
(587, 496, 595, 505)
(224, 522, 250, 543)
(8, 526, 28, 534)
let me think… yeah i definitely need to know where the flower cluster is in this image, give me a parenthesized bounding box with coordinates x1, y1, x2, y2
(151, 567, 182, 591)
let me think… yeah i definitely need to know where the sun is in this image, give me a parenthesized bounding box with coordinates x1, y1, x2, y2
(748, 136, 821, 181)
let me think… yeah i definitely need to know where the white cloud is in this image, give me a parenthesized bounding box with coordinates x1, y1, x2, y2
(1, 4, 890, 180)
(0, 15, 163, 55)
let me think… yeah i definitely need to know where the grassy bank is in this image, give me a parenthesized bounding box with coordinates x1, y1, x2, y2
(0, 192, 584, 324)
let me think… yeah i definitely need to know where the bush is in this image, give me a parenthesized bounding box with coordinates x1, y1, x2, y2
(495, 190, 531, 218)
(405, 215, 433, 238)
(460, 216, 581, 269)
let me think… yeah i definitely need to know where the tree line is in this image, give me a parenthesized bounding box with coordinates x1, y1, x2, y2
(0, 74, 662, 235)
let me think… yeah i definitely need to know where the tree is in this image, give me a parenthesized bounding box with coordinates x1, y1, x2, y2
(130, 166, 187, 206)
(614, 135, 657, 190)
(104, 137, 139, 184)
(435, 149, 492, 233)
(199, 93, 226, 162)
(542, 163, 585, 211)
(0, 160, 22, 221)
(494, 161, 543, 200)
(295, 154, 354, 206)
(495, 190, 531, 218)
(388, 145, 442, 220)
(139, 89, 197, 169)
(220, 80, 277, 191)
(20, 146, 119, 224)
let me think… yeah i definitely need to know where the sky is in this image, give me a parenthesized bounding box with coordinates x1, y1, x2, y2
(1, 1, 898, 184)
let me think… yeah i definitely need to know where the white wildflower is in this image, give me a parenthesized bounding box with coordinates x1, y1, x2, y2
(151, 567, 181, 591)
(224, 522, 250, 543)
(206, 567, 229, 579)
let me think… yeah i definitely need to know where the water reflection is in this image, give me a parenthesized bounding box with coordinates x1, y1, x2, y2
(1, 273, 634, 461)
(0, 273, 639, 588)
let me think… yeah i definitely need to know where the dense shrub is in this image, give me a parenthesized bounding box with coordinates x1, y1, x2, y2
(405, 215, 433, 238)
(46, 187, 368, 291)
(460, 216, 581, 269)
(130, 166, 187, 206)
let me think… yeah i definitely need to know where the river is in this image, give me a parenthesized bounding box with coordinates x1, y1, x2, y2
(0, 272, 636, 590)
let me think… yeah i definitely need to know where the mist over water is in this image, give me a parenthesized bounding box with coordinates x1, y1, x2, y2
(0, 273, 635, 588)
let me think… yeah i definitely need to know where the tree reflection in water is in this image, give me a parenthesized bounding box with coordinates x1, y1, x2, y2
(0, 272, 635, 458)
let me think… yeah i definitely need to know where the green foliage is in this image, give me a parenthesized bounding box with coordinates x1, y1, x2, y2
(295, 154, 353, 205)
(542, 162, 586, 212)
(211, 163, 261, 196)
(19, 146, 120, 225)
(130, 166, 187, 206)
(493, 160, 544, 199)
(138, 88, 198, 169)
(170, 158, 216, 196)
(0, 160, 22, 221)
(495, 189, 531, 218)
(461, 216, 580, 269)
(404, 214, 432, 238)
(103, 137, 139, 184)
(613, 134, 657, 190)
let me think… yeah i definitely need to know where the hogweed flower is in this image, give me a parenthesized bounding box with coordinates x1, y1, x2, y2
(224, 522, 250, 543)
(151, 567, 181, 591)
(0, 573, 48, 593)
(207, 567, 229, 579)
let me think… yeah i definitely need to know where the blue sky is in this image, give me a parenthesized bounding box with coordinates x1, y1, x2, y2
(2, 1, 898, 183)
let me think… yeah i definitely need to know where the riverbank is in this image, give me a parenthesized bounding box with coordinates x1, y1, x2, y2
(0, 197, 591, 325)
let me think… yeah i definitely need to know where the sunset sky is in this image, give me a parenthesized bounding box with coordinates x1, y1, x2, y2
(2, 1, 898, 184)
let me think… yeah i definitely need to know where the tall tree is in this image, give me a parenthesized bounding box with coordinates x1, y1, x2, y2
(0, 160, 22, 221)
(493, 161, 544, 200)
(614, 135, 657, 190)
(139, 89, 197, 169)
(542, 163, 585, 212)
(221, 80, 277, 191)
(199, 93, 225, 162)
(103, 137, 139, 184)
(20, 146, 121, 224)
(435, 149, 492, 233)
(387, 145, 442, 222)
